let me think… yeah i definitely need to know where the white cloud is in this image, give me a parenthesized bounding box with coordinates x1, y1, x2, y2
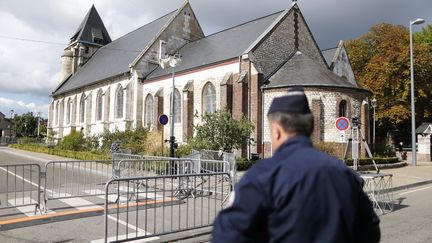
(0, 97, 49, 117)
(0, 0, 430, 112)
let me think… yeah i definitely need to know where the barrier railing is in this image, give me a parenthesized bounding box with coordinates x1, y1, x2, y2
(43, 160, 113, 210)
(114, 158, 230, 177)
(104, 173, 232, 243)
(360, 172, 394, 215)
(0, 164, 41, 214)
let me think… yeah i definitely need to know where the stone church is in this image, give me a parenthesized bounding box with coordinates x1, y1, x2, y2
(48, 0, 371, 158)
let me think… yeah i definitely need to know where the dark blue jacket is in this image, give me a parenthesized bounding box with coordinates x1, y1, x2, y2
(212, 136, 380, 243)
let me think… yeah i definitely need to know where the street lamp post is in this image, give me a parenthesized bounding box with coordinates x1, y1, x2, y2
(159, 54, 181, 159)
(410, 18, 425, 166)
(9, 109, 14, 143)
(36, 112, 42, 138)
(371, 98, 377, 153)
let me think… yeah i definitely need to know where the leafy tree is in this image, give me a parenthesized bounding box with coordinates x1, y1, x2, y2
(346, 23, 432, 140)
(12, 112, 38, 137)
(191, 109, 255, 152)
(416, 24, 432, 52)
(57, 131, 87, 151)
(101, 127, 149, 154)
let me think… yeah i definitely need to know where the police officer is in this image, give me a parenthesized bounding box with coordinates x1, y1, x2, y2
(212, 87, 380, 243)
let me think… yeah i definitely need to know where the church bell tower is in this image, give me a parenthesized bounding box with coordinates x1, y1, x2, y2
(60, 5, 111, 82)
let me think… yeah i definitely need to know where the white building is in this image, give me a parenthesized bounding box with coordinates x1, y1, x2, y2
(49, 1, 371, 158)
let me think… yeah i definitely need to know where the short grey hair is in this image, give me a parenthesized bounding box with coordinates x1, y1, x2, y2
(268, 112, 314, 137)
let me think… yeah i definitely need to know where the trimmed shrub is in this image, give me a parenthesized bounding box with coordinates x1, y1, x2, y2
(345, 157, 400, 166)
(9, 144, 111, 160)
(17, 137, 40, 144)
(236, 157, 258, 171)
(101, 127, 149, 154)
(57, 131, 86, 151)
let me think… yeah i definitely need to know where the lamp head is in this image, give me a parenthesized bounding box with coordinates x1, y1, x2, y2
(411, 18, 425, 25)
(371, 98, 377, 107)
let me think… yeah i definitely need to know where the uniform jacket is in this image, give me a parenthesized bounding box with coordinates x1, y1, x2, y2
(212, 135, 380, 243)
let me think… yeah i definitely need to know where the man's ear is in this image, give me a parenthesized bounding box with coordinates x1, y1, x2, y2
(274, 123, 282, 141)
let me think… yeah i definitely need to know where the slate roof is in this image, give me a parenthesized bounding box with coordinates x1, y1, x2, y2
(70, 5, 112, 45)
(265, 51, 366, 91)
(146, 11, 284, 79)
(54, 11, 177, 95)
(416, 123, 432, 134)
(321, 47, 337, 67)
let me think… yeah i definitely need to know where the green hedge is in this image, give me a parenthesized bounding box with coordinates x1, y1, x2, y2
(345, 157, 400, 166)
(236, 157, 400, 171)
(9, 144, 111, 161)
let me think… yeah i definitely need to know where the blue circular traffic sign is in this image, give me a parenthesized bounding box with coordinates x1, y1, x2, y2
(335, 117, 350, 131)
(159, 114, 169, 126)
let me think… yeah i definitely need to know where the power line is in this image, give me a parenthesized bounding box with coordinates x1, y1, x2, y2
(0, 35, 143, 53)
(0, 35, 65, 46)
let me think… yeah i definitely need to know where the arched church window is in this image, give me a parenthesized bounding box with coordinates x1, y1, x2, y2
(339, 100, 347, 117)
(145, 94, 154, 127)
(202, 82, 216, 114)
(56, 101, 60, 125)
(66, 98, 72, 124)
(170, 89, 181, 123)
(79, 94, 85, 123)
(96, 90, 103, 121)
(115, 86, 124, 119)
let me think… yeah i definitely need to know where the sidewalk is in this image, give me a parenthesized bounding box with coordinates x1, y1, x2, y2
(380, 161, 432, 190)
(5, 146, 432, 191)
(237, 161, 432, 190)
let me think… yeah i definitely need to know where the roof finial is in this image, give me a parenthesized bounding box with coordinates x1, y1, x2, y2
(292, 0, 298, 6)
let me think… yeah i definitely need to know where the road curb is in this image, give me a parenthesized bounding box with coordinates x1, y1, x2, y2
(389, 179, 432, 193)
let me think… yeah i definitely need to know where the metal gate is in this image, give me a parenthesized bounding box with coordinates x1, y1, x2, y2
(43, 160, 113, 210)
(104, 173, 232, 243)
(0, 164, 41, 214)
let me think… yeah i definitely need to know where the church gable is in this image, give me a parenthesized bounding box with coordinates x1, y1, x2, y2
(332, 41, 357, 86)
(131, 1, 205, 77)
(249, 4, 327, 80)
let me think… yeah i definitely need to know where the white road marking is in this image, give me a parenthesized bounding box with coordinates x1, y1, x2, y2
(6, 197, 55, 216)
(399, 185, 432, 195)
(0, 164, 54, 194)
(8, 197, 38, 217)
(84, 189, 128, 203)
(91, 233, 159, 243)
(118, 186, 163, 199)
(91, 214, 157, 242)
(59, 196, 102, 210)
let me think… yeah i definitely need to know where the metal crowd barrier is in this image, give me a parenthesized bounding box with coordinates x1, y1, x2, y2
(104, 173, 232, 243)
(43, 160, 113, 210)
(114, 158, 230, 177)
(189, 150, 237, 184)
(0, 164, 41, 214)
(113, 158, 231, 193)
(360, 172, 394, 215)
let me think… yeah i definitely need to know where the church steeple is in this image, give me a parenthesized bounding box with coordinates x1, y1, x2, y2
(70, 5, 111, 45)
(60, 5, 111, 82)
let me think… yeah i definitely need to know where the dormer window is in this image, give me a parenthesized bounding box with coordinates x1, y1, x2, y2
(91, 28, 104, 44)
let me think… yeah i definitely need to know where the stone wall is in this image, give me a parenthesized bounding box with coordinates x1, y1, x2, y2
(262, 87, 369, 157)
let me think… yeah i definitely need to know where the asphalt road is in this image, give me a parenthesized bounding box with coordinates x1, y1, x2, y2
(380, 185, 432, 243)
(1, 147, 432, 242)
(0, 147, 224, 242)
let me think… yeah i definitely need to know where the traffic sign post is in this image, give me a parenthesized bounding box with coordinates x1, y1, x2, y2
(339, 131, 346, 143)
(336, 117, 350, 158)
(158, 114, 169, 156)
(335, 117, 350, 131)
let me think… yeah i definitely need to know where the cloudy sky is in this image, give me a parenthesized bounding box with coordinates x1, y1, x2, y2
(0, 0, 430, 118)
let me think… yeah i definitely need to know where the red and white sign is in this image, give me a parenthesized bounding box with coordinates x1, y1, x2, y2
(335, 117, 350, 131)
